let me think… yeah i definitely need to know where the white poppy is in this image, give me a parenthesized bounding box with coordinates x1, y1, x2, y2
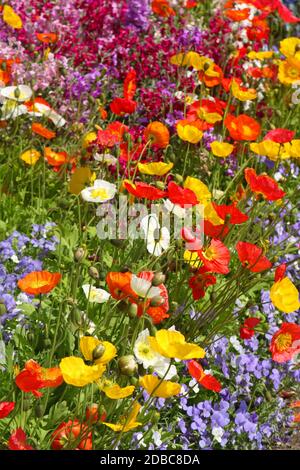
(0, 100, 28, 119)
(140, 213, 170, 257)
(0, 85, 32, 102)
(94, 153, 117, 166)
(130, 275, 160, 299)
(164, 198, 186, 218)
(82, 284, 110, 303)
(28, 102, 66, 128)
(81, 179, 117, 203)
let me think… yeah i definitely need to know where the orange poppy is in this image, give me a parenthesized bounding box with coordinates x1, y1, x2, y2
(224, 114, 261, 141)
(44, 147, 69, 167)
(123, 180, 167, 200)
(106, 272, 133, 301)
(18, 271, 61, 295)
(110, 98, 137, 116)
(198, 64, 224, 88)
(36, 33, 58, 44)
(151, 0, 176, 17)
(123, 69, 137, 100)
(15, 359, 63, 398)
(270, 323, 300, 363)
(31, 123, 56, 140)
(97, 121, 128, 147)
(224, 8, 250, 21)
(188, 360, 222, 392)
(144, 121, 170, 148)
(52, 420, 92, 450)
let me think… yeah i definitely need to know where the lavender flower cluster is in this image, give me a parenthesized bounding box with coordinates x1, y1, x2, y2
(0, 223, 58, 341)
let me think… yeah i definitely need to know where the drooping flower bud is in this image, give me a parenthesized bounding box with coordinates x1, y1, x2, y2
(74, 247, 86, 262)
(128, 303, 138, 318)
(152, 272, 166, 287)
(118, 355, 138, 376)
(88, 266, 99, 280)
(92, 344, 106, 361)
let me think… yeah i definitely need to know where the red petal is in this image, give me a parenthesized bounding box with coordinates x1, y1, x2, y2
(8, 428, 34, 450)
(275, 263, 286, 282)
(200, 374, 222, 392)
(0, 402, 15, 419)
(188, 360, 204, 381)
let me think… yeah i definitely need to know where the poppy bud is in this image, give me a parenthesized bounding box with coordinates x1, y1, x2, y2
(14, 87, 21, 99)
(130, 376, 138, 386)
(128, 303, 138, 318)
(155, 181, 165, 190)
(120, 265, 131, 273)
(88, 266, 99, 280)
(118, 355, 138, 376)
(92, 344, 106, 361)
(152, 272, 166, 286)
(70, 307, 82, 326)
(150, 295, 164, 307)
(110, 239, 125, 248)
(174, 174, 183, 184)
(74, 247, 86, 262)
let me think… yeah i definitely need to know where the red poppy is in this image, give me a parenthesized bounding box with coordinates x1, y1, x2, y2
(85, 404, 107, 423)
(186, 0, 197, 7)
(15, 359, 63, 398)
(167, 181, 198, 207)
(251, 0, 300, 22)
(245, 168, 285, 201)
(8, 428, 33, 450)
(197, 239, 231, 274)
(246, 18, 270, 41)
(236, 241, 272, 273)
(0, 402, 15, 419)
(181, 227, 203, 251)
(225, 114, 261, 141)
(187, 99, 226, 124)
(123, 69, 137, 100)
(264, 128, 295, 144)
(151, 0, 176, 17)
(124, 181, 166, 200)
(120, 141, 144, 163)
(97, 121, 128, 147)
(18, 271, 61, 295)
(52, 419, 92, 450)
(212, 203, 248, 225)
(189, 267, 217, 300)
(110, 98, 137, 116)
(274, 263, 286, 282)
(204, 220, 230, 240)
(240, 317, 261, 340)
(188, 360, 222, 392)
(32, 123, 56, 140)
(36, 33, 58, 44)
(270, 323, 300, 363)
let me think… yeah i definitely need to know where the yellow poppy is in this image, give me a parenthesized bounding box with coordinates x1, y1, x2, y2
(247, 51, 274, 60)
(102, 381, 135, 399)
(148, 329, 205, 360)
(138, 161, 173, 176)
(79, 336, 117, 365)
(82, 131, 97, 148)
(210, 141, 234, 158)
(177, 122, 203, 144)
(3, 5, 23, 29)
(59, 357, 106, 387)
(103, 402, 142, 432)
(170, 52, 212, 71)
(20, 149, 41, 166)
(278, 58, 300, 85)
(231, 80, 257, 101)
(68, 167, 94, 195)
(139, 375, 181, 398)
(270, 278, 300, 314)
(283, 140, 300, 159)
(279, 38, 300, 59)
(183, 250, 202, 268)
(204, 202, 224, 225)
(250, 141, 283, 161)
(184, 176, 211, 206)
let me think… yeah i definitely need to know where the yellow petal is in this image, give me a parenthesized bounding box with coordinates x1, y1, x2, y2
(103, 383, 135, 399)
(177, 124, 203, 144)
(59, 357, 105, 387)
(270, 278, 300, 313)
(80, 336, 100, 362)
(138, 161, 173, 176)
(3, 5, 23, 29)
(82, 132, 97, 148)
(148, 329, 205, 360)
(95, 341, 117, 364)
(184, 176, 211, 206)
(280, 38, 300, 59)
(204, 202, 224, 225)
(231, 80, 257, 101)
(20, 149, 41, 165)
(210, 141, 234, 158)
(139, 375, 181, 398)
(102, 402, 142, 432)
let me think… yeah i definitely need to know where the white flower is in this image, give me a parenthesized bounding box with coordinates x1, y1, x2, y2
(0, 85, 32, 102)
(82, 284, 110, 303)
(212, 426, 224, 443)
(152, 431, 162, 447)
(229, 335, 245, 354)
(140, 214, 170, 256)
(94, 153, 117, 166)
(133, 328, 177, 379)
(188, 378, 200, 393)
(81, 179, 117, 203)
(130, 275, 160, 299)
(164, 199, 186, 218)
(27, 102, 66, 127)
(0, 100, 28, 119)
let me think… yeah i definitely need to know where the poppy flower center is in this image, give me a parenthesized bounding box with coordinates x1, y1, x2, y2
(203, 246, 216, 261)
(275, 333, 292, 351)
(91, 188, 109, 200)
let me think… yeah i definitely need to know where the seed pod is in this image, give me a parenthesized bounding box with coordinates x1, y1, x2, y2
(118, 355, 138, 376)
(92, 344, 106, 361)
(152, 272, 166, 286)
(88, 266, 99, 280)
